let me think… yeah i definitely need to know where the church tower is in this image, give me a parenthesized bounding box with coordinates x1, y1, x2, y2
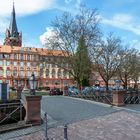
(4, 3, 22, 47)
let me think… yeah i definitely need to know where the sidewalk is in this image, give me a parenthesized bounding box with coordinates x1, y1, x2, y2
(8, 111, 140, 140)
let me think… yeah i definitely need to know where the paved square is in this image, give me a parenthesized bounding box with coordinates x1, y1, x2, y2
(1, 96, 140, 140)
(10, 111, 140, 140)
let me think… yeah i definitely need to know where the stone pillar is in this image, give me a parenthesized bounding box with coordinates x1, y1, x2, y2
(112, 90, 125, 106)
(21, 95, 42, 125)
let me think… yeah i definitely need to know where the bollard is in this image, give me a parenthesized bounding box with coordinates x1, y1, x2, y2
(44, 112, 49, 140)
(64, 124, 68, 140)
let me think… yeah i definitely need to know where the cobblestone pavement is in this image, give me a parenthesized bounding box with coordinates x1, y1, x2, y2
(10, 111, 140, 140)
(123, 104, 140, 112)
(1, 96, 140, 140)
(41, 96, 118, 125)
(0, 96, 119, 140)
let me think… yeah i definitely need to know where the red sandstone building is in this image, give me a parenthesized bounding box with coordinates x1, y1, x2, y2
(0, 4, 74, 90)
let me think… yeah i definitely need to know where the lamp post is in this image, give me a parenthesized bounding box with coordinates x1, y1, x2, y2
(29, 73, 37, 95)
(115, 80, 121, 90)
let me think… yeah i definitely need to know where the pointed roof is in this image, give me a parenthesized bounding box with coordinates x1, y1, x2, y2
(9, 2, 18, 37)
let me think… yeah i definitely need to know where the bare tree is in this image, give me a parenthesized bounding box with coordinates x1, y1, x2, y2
(118, 48, 140, 89)
(91, 33, 123, 91)
(44, 6, 101, 88)
(131, 51, 140, 89)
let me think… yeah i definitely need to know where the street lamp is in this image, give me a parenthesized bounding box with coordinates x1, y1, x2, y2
(29, 73, 37, 95)
(115, 80, 121, 90)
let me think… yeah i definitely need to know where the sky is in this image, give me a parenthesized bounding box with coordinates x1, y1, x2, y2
(0, 0, 140, 50)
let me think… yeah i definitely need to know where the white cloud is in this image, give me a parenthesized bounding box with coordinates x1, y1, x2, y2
(0, 0, 55, 17)
(55, 0, 81, 14)
(102, 13, 140, 35)
(40, 27, 55, 46)
(0, 0, 81, 17)
(0, 0, 55, 33)
(40, 27, 64, 49)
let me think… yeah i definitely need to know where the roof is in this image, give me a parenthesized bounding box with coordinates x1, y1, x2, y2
(0, 45, 68, 57)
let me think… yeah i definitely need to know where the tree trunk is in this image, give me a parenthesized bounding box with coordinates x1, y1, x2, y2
(134, 81, 138, 89)
(75, 78, 81, 90)
(105, 80, 109, 92)
(124, 75, 127, 90)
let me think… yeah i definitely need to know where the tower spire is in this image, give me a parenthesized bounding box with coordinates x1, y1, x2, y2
(3, 2, 22, 47)
(9, 2, 18, 37)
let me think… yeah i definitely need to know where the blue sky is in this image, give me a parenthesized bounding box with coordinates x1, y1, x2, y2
(0, 0, 140, 50)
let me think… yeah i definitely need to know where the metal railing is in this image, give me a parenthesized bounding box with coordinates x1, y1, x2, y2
(70, 91, 113, 105)
(124, 90, 140, 104)
(0, 101, 24, 124)
(70, 90, 140, 105)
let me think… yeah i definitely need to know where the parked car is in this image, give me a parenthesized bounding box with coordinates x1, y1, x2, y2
(49, 88, 63, 96)
(81, 87, 93, 94)
(68, 86, 80, 95)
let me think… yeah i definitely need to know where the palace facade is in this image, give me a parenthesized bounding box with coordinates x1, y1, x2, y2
(0, 4, 73, 90)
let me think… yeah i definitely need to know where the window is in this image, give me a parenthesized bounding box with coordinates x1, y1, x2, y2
(55, 80, 60, 85)
(46, 69, 49, 77)
(64, 81, 68, 87)
(6, 80, 10, 84)
(32, 62, 37, 67)
(40, 81, 43, 87)
(13, 80, 17, 86)
(27, 62, 30, 67)
(13, 61, 17, 66)
(0, 61, 3, 66)
(40, 63, 43, 67)
(46, 80, 49, 85)
(6, 70, 10, 76)
(63, 71, 67, 78)
(46, 64, 49, 68)
(14, 54, 17, 59)
(34, 55, 39, 61)
(4, 54, 9, 59)
(52, 69, 55, 78)
(36, 55, 39, 60)
(53, 80, 60, 85)
(10, 54, 14, 59)
(0, 54, 3, 59)
(20, 62, 24, 67)
(40, 69, 44, 77)
(6, 61, 10, 66)
(13, 70, 17, 76)
(27, 55, 30, 61)
(34, 71, 38, 76)
(58, 69, 61, 78)
(20, 54, 24, 60)
(20, 71, 24, 77)
(52, 64, 56, 68)
(27, 71, 31, 77)
(31, 55, 34, 60)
